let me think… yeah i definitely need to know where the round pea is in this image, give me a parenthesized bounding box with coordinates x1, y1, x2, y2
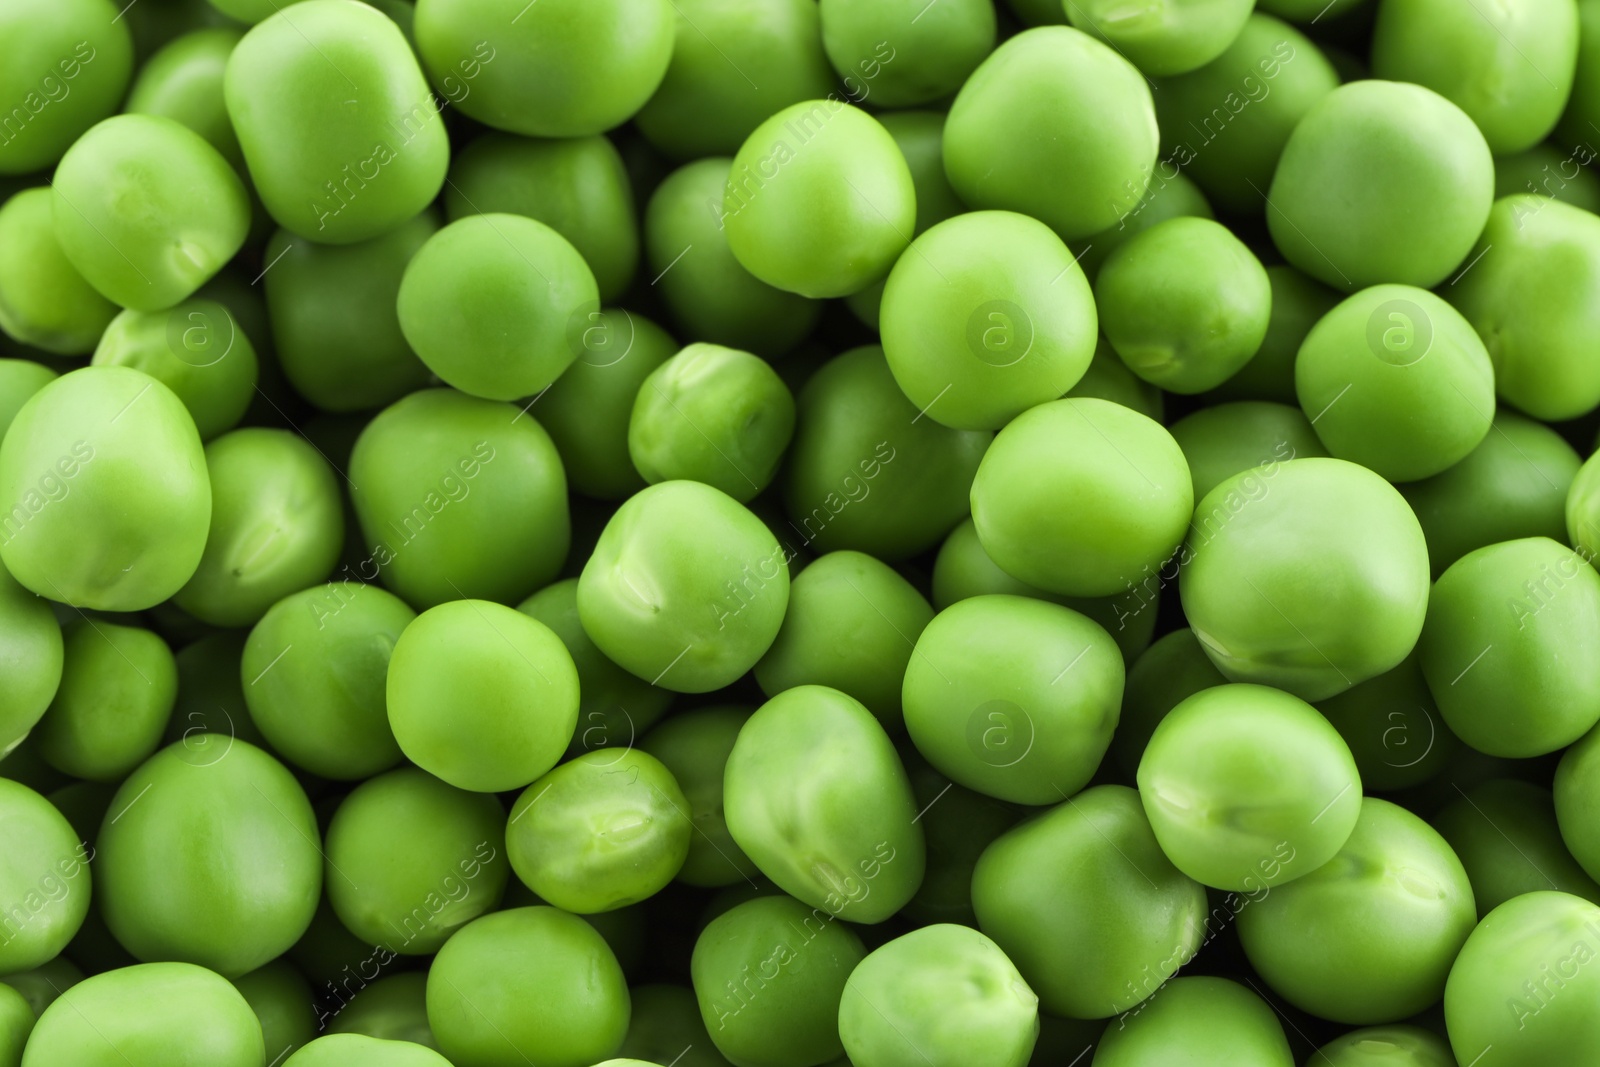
(616, 984, 726, 1067)
(1111, 628, 1227, 778)
(1072, 171, 1214, 284)
(1311, 1025, 1456, 1067)
(1556, 724, 1600, 884)
(0, 559, 61, 755)
(168, 630, 264, 752)
(1091, 977, 1292, 1067)
(0, 189, 117, 357)
(902, 761, 1018, 928)
(1168, 401, 1324, 503)
(1067, 0, 1250, 75)
(325, 972, 436, 1047)
(877, 111, 967, 235)
(0, 0, 133, 176)
(0, 362, 56, 440)
(0, 779, 89, 974)
(0, 982, 27, 1066)
(0, 366, 211, 612)
(971, 397, 1192, 597)
(820, 0, 995, 108)
(33, 621, 175, 782)
(640, 706, 759, 889)
(285, 1034, 452, 1067)
(1210, 265, 1341, 404)
(1, 957, 81, 1021)
(126, 27, 244, 169)
(1314, 653, 1457, 793)
(386, 599, 578, 792)
(232, 960, 317, 1064)
(1435, 778, 1600, 917)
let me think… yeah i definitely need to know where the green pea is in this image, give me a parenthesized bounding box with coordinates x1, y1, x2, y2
(972, 784, 1207, 1019)
(578, 480, 789, 694)
(1210, 265, 1341, 405)
(635, 0, 836, 160)
(1404, 411, 1580, 578)
(1559, 0, 1600, 147)
(207, 0, 312, 21)
(1072, 172, 1214, 284)
(233, 960, 317, 1064)
(878, 111, 966, 235)
(33, 621, 175, 783)
(262, 214, 435, 413)
(0, 559, 61, 755)
(1092, 977, 1292, 1067)
(0, 366, 211, 612)
(286, 1034, 451, 1067)
(1096, 217, 1270, 394)
(1372, 0, 1578, 154)
(1314, 653, 1457, 792)
(166, 630, 267, 751)
(1067, 0, 1250, 75)
(0, 981, 28, 1067)
(1, 956, 81, 1020)
(1556, 723, 1600, 885)
(225, 0, 447, 244)
(638, 706, 758, 889)
(0, 780, 89, 974)
(1058, 342, 1160, 423)
(901, 760, 1018, 927)
(1268, 81, 1493, 291)
(629, 343, 796, 503)
(1006, 0, 1069, 23)
(1420, 537, 1600, 757)
(126, 27, 245, 169)
(1448, 196, 1600, 421)
(880, 211, 1096, 430)
(646, 159, 821, 358)
(1168, 402, 1323, 503)
(348, 388, 570, 608)
(0, 0, 133, 177)
(971, 397, 1192, 597)
(1139, 683, 1362, 890)
(0, 189, 117, 357)
(839, 924, 1035, 1067)
(1111, 629, 1226, 779)
(1435, 779, 1600, 917)
(724, 100, 914, 299)
(1496, 143, 1600, 209)
(820, 0, 994, 108)
(724, 685, 924, 923)
(0, 362, 55, 440)
(690, 894, 865, 1067)
(617, 984, 729, 1067)
(428, 906, 630, 1067)
(21, 961, 263, 1067)
(1311, 1025, 1457, 1067)
(386, 599, 578, 792)
(536, 309, 677, 501)
(944, 27, 1157, 240)
(1180, 458, 1430, 700)
(325, 972, 437, 1047)
(784, 346, 989, 561)
(1444, 891, 1600, 1066)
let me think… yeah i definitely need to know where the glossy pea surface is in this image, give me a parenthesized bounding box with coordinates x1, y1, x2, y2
(0, 779, 89, 975)
(0, 188, 117, 356)
(0, 0, 133, 176)
(34, 621, 175, 783)
(1091, 977, 1292, 1067)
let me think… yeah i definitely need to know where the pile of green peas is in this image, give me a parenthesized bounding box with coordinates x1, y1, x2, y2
(5, 0, 1600, 1063)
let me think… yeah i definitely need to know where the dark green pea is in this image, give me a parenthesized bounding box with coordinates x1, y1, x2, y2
(0, 779, 90, 974)
(879, 112, 966, 236)
(639, 706, 758, 889)
(125, 27, 244, 169)
(820, 0, 995, 108)
(1073, 171, 1214, 283)
(1093, 977, 1292, 1067)
(0, 558, 61, 755)
(690, 894, 866, 1067)
(1, 956, 81, 1019)
(1315, 653, 1457, 793)
(286, 1034, 452, 1067)
(233, 960, 317, 1064)
(1110, 628, 1226, 779)
(1168, 401, 1324, 503)
(0, 361, 56, 440)
(444, 132, 638, 302)
(617, 984, 730, 1067)
(348, 389, 569, 608)
(91, 299, 259, 441)
(1559, 0, 1600, 147)
(1209, 265, 1341, 405)
(34, 620, 175, 782)
(901, 760, 1018, 927)
(535, 309, 677, 501)
(225, 0, 448, 244)
(0, 0, 133, 176)
(973, 784, 1206, 1020)
(1311, 1025, 1456, 1067)
(1556, 723, 1600, 885)
(165, 630, 267, 751)
(325, 972, 437, 1048)
(725, 685, 924, 923)
(645, 159, 820, 358)
(262, 214, 434, 413)
(1433, 779, 1600, 918)
(21, 962, 263, 1067)
(52, 114, 249, 311)
(1494, 144, 1600, 211)
(1006, 0, 1068, 23)
(0, 189, 116, 357)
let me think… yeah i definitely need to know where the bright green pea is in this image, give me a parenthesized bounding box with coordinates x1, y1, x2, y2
(1110, 628, 1226, 778)
(617, 984, 728, 1067)
(97, 740, 320, 977)
(507, 749, 691, 914)
(903, 595, 1122, 805)
(880, 211, 1096, 431)
(690, 894, 865, 1067)
(971, 397, 1192, 597)
(262, 214, 434, 412)
(1268, 81, 1493, 291)
(537, 309, 677, 501)
(1435, 778, 1600, 917)
(1093, 977, 1292, 1067)
(126, 27, 245, 169)
(325, 972, 436, 1047)
(428, 906, 630, 1067)
(225, 0, 447, 244)
(820, 0, 994, 107)
(386, 599, 578, 792)
(1073, 172, 1214, 283)
(20, 962, 263, 1067)
(0, 981, 28, 1067)
(784, 346, 989, 561)
(0, 366, 210, 612)
(1179, 458, 1430, 700)
(972, 784, 1206, 1019)
(0, 190, 116, 357)
(636, 0, 836, 160)
(1238, 797, 1475, 1023)
(1096, 217, 1270, 394)
(839, 924, 1036, 1067)
(33, 621, 175, 782)
(1139, 683, 1362, 891)
(1420, 537, 1600, 757)
(0, 362, 55, 441)
(1315, 653, 1457, 792)
(0, 559, 61, 755)
(1444, 892, 1600, 1066)
(0, 780, 89, 975)
(326, 767, 509, 953)
(1168, 402, 1323, 503)
(1067, 0, 1251, 75)
(755, 551, 933, 733)
(629, 343, 796, 503)
(1, 957, 80, 1021)
(1556, 723, 1600, 884)
(725, 100, 914, 299)
(1311, 1025, 1456, 1067)
(347, 388, 569, 608)
(1062, 339, 1164, 423)
(1448, 196, 1600, 421)
(1210, 265, 1341, 404)
(397, 213, 598, 401)
(1372, 0, 1578, 154)
(901, 759, 1018, 927)
(1496, 143, 1600, 209)
(0, 0, 133, 176)
(414, 0, 672, 138)
(233, 960, 317, 1064)
(51, 114, 248, 311)
(286, 1034, 451, 1067)
(578, 480, 789, 694)
(639, 706, 757, 889)
(724, 686, 924, 923)
(173, 428, 344, 627)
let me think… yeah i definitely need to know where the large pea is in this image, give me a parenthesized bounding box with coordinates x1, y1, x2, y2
(0, 0, 133, 176)
(225, 0, 449, 244)
(0, 188, 117, 357)
(0, 779, 90, 975)
(1092, 977, 1292, 1067)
